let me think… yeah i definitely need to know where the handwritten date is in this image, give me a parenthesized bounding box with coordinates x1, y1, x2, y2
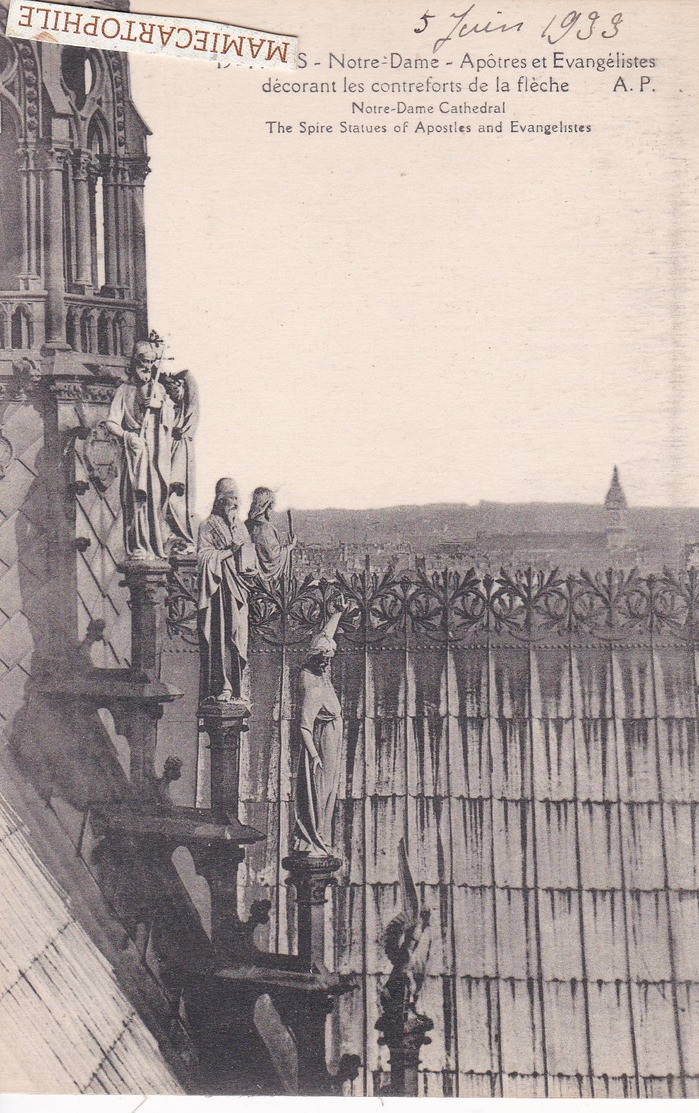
(541, 10, 623, 44)
(415, 6, 623, 53)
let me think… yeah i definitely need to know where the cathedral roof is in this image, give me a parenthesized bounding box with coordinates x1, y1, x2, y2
(0, 786, 184, 1093)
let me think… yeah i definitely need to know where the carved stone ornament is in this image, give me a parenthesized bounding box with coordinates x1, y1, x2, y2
(10, 357, 42, 400)
(83, 420, 120, 492)
(283, 853, 343, 904)
(0, 432, 13, 479)
(50, 381, 119, 404)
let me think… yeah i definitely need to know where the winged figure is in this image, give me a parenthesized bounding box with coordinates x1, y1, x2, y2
(383, 838, 432, 1010)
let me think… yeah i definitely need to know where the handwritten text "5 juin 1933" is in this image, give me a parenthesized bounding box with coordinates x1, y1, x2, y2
(415, 6, 624, 52)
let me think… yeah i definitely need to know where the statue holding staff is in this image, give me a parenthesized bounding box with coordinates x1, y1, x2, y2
(197, 477, 259, 705)
(106, 336, 197, 560)
(245, 487, 296, 582)
(292, 604, 347, 857)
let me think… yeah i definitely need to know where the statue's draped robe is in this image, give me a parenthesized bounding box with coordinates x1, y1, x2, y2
(197, 512, 256, 702)
(168, 372, 198, 551)
(107, 380, 194, 559)
(292, 667, 343, 856)
(246, 516, 291, 581)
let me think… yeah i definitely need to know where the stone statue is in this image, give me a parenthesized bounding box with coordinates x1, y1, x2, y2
(245, 487, 296, 581)
(291, 605, 347, 857)
(376, 838, 433, 1087)
(382, 839, 432, 1011)
(196, 477, 259, 705)
(165, 369, 198, 554)
(106, 338, 197, 560)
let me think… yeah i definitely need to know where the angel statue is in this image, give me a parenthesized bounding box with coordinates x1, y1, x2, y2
(376, 838, 433, 1093)
(383, 838, 432, 1009)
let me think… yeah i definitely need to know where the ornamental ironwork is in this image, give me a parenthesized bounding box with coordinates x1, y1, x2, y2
(165, 560, 699, 649)
(166, 557, 198, 646)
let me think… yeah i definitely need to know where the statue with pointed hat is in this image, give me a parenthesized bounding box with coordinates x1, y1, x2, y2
(292, 602, 348, 857)
(196, 477, 259, 705)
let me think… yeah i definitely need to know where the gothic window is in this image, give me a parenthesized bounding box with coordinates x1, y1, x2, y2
(0, 309, 7, 349)
(113, 313, 126, 356)
(0, 100, 23, 290)
(93, 180, 106, 290)
(66, 307, 79, 351)
(97, 309, 111, 355)
(61, 47, 95, 111)
(87, 120, 107, 290)
(80, 309, 96, 353)
(0, 38, 14, 82)
(11, 305, 33, 349)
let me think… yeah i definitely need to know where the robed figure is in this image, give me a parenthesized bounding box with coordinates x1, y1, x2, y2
(166, 369, 198, 553)
(292, 608, 346, 857)
(246, 487, 296, 581)
(106, 340, 197, 560)
(197, 478, 258, 704)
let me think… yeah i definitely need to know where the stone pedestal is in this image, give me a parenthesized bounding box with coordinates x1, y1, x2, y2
(120, 558, 171, 675)
(187, 960, 358, 1096)
(198, 699, 250, 820)
(91, 803, 264, 961)
(282, 853, 342, 972)
(117, 558, 173, 797)
(195, 699, 256, 957)
(376, 999, 433, 1096)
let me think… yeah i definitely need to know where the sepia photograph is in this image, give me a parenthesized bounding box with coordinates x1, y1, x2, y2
(0, 0, 698, 1099)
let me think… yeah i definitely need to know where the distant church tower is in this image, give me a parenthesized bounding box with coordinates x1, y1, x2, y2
(604, 466, 628, 551)
(0, 2, 150, 738)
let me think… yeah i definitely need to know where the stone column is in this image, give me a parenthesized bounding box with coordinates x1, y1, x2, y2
(72, 150, 94, 291)
(18, 141, 29, 278)
(28, 147, 39, 281)
(128, 156, 150, 337)
(17, 142, 41, 290)
(88, 159, 99, 290)
(100, 154, 119, 296)
(39, 144, 70, 348)
(282, 854, 342, 971)
(115, 157, 132, 297)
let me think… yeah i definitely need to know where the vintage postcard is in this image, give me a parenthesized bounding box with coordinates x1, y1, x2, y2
(0, 0, 698, 1099)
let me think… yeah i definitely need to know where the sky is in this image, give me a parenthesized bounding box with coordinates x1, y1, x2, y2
(128, 0, 699, 516)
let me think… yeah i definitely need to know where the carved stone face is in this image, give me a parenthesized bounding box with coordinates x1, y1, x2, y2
(220, 493, 239, 524)
(131, 342, 158, 385)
